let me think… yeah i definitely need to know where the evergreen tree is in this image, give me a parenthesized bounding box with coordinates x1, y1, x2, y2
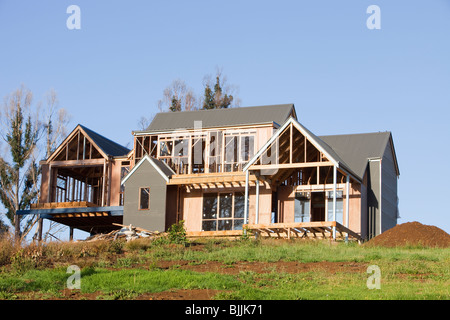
(202, 85, 216, 110)
(202, 75, 234, 110)
(169, 95, 182, 112)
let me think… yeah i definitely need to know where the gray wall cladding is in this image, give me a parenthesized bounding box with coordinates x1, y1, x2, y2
(123, 160, 167, 232)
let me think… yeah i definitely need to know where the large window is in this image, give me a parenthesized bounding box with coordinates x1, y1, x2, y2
(139, 187, 150, 210)
(156, 130, 254, 174)
(224, 133, 254, 172)
(327, 190, 343, 224)
(202, 192, 245, 231)
(208, 131, 222, 173)
(294, 192, 310, 222)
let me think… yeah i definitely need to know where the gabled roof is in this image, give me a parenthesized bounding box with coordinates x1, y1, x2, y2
(319, 132, 400, 179)
(121, 155, 175, 184)
(47, 124, 130, 162)
(78, 125, 130, 157)
(138, 104, 296, 133)
(243, 117, 360, 180)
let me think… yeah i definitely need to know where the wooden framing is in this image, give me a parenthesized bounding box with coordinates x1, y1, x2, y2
(168, 172, 259, 186)
(244, 221, 361, 241)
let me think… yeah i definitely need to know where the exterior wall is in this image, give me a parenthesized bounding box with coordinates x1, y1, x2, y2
(110, 160, 122, 206)
(181, 189, 202, 232)
(277, 186, 295, 223)
(249, 186, 272, 225)
(381, 140, 398, 232)
(39, 163, 50, 203)
(368, 160, 381, 238)
(123, 160, 167, 232)
(366, 141, 399, 239)
(165, 185, 179, 229)
(347, 180, 362, 236)
(359, 173, 368, 240)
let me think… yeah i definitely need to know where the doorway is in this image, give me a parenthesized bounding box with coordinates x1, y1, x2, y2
(311, 192, 325, 221)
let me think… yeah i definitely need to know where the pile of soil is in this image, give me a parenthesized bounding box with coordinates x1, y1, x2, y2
(365, 221, 450, 248)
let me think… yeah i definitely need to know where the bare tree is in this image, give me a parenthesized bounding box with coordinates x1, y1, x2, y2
(158, 79, 198, 112)
(0, 85, 41, 241)
(43, 88, 71, 158)
(33, 88, 71, 241)
(0, 85, 70, 242)
(137, 115, 153, 131)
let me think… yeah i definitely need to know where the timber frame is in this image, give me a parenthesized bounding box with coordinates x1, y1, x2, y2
(18, 103, 399, 242)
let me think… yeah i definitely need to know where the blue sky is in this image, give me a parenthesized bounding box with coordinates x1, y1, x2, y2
(1, 0, 449, 238)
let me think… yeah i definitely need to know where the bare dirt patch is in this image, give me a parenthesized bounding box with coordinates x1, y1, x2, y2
(156, 260, 367, 275)
(138, 289, 222, 300)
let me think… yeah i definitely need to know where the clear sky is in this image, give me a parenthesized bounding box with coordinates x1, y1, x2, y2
(1, 0, 449, 238)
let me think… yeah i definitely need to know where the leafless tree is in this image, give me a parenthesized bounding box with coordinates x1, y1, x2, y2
(0, 85, 71, 242)
(158, 79, 198, 112)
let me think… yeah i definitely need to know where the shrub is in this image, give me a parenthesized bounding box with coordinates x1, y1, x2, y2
(167, 220, 187, 245)
(0, 235, 16, 266)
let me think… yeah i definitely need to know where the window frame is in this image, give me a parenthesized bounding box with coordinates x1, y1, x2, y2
(138, 187, 151, 211)
(201, 191, 245, 231)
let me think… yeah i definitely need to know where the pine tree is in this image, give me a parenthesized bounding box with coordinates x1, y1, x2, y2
(202, 75, 234, 110)
(202, 85, 216, 110)
(169, 96, 182, 112)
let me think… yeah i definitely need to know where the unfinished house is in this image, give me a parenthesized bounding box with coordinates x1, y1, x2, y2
(19, 104, 399, 241)
(122, 104, 399, 240)
(19, 124, 131, 237)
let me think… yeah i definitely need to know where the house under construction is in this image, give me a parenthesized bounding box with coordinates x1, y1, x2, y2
(18, 104, 399, 241)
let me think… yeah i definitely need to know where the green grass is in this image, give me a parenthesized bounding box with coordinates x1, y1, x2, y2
(0, 238, 448, 300)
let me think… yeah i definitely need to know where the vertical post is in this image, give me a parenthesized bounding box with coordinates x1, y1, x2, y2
(101, 159, 106, 206)
(69, 227, 74, 241)
(255, 178, 260, 224)
(345, 175, 350, 225)
(37, 217, 43, 242)
(107, 159, 112, 206)
(244, 170, 249, 233)
(332, 165, 337, 240)
(345, 174, 350, 242)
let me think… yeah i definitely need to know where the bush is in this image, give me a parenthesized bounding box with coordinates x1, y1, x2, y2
(0, 235, 16, 267)
(167, 220, 187, 245)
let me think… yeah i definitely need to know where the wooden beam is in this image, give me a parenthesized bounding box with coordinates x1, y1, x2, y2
(50, 159, 105, 167)
(168, 173, 258, 185)
(249, 161, 333, 171)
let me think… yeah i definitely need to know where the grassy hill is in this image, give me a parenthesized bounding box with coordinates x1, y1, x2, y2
(0, 234, 448, 300)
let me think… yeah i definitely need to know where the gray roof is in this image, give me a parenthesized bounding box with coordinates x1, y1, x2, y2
(151, 157, 176, 179)
(79, 125, 130, 157)
(141, 104, 296, 133)
(319, 132, 397, 179)
(121, 155, 175, 185)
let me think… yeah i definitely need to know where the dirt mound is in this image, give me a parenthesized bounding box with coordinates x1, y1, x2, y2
(365, 221, 450, 248)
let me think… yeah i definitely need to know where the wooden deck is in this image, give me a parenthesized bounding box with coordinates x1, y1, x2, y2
(30, 201, 98, 209)
(245, 221, 361, 241)
(186, 221, 361, 241)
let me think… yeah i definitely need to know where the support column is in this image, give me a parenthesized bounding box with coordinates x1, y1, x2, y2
(69, 227, 74, 241)
(332, 165, 337, 240)
(244, 170, 249, 233)
(345, 174, 350, 242)
(255, 178, 260, 224)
